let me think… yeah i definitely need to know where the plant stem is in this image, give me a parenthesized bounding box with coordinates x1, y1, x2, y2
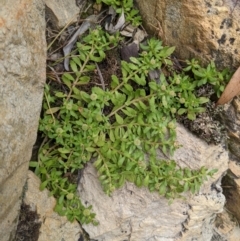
(107, 94, 155, 118)
(66, 46, 95, 101)
(110, 69, 140, 93)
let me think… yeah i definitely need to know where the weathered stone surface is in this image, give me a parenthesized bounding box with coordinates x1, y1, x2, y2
(212, 210, 240, 241)
(0, 0, 46, 240)
(222, 160, 240, 223)
(24, 171, 83, 241)
(45, 0, 81, 29)
(136, 0, 240, 70)
(221, 97, 240, 224)
(78, 124, 229, 241)
(223, 97, 240, 159)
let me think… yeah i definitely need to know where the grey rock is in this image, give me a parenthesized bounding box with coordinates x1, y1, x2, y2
(78, 124, 229, 241)
(24, 171, 83, 241)
(212, 210, 240, 241)
(221, 97, 240, 223)
(45, 0, 81, 29)
(0, 0, 46, 240)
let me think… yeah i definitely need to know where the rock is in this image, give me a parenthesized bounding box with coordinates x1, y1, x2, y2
(135, 0, 240, 70)
(78, 124, 229, 241)
(221, 96, 240, 224)
(45, 0, 82, 29)
(24, 171, 83, 241)
(223, 97, 240, 159)
(0, 0, 46, 240)
(212, 210, 240, 241)
(222, 160, 240, 223)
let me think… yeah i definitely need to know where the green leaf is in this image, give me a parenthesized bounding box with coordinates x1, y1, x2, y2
(162, 96, 167, 108)
(190, 183, 195, 194)
(62, 73, 75, 81)
(59, 195, 65, 204)
(111, 75, 119, 88)
(118, 156, 125, 167)
(122, 68, 128, 78)
(136, 176, 142, 187)
(80, 91, 90, 102)
(39, 166, 47, 174)
(177, 108, 186, 115)
(139, 89, 146, 96)
(198, 97, 209, 104)
(114, 127, 119, 139)
(122, 107, 136, 117)
(164, 59, 173, 65)
(126, 161, 135, 171)
(46, 107, 60, 114)
(40, 180, 48, 190)
(192, 69, 205, 78)
(187, 112, 196, 120)
(185, 168, 192, 178)
(70, 60, 78, 72)
(85, 64, 96, 71)
(159, 182, 166, 195)
(207, 168, 218, 177)
(149, 96, 156, 111)
(58, 148, 71, 154)
(72, 56, 81, 66)
(98, 50, 106, 59)
(99, 175, 107, 181)
(134, 74, 146, 85)
(138, 101, 147, 110)
(109, 129, 115, 142)
(124, 84, 133, 92)
(93, 86, 105, 96)
(72, 86, 80, 95)
(194, 107, 206, 113)
(55, 92, 66, 98)
(183, 65, 192, 71)
(128, 63, 138, 70)
(183, 182, 189, 192)
(89, 54, 103, 62)
(119, 175, 125, 187)
(85, 147, 96, 152)
(164, 46, 175, 56)
(197, 78, 207, 86)
(143, 175, 149, 187)
(148, 81, 158, 90)
(29, 161, 38, 167)
(151, 165, 158, 175)
(62, 75, 72, 88)
(129, 57, 139, 64)
(94, 158, 102, 168)
(194, 181, 200, 193)
(79, 52, 86, 62)
(77, 43, 91, 50)
(79, 76, 90, 84)
(115, 113, 124, 124)
(96, 140, 105, 147)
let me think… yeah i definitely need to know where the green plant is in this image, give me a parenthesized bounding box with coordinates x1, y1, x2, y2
(30, 26, 221, 224)
(183, 59, 231, 97)
(96, 0, 142, 26)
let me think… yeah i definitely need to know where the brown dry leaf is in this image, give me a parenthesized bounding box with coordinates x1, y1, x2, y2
(216, 66, 240, 106)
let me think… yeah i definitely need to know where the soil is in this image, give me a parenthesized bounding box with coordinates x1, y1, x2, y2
(14, 203, 41, 241)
